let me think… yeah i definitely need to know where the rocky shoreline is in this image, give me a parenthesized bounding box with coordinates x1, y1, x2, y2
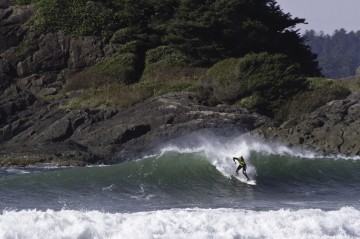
(2, 88, 360, 167)
(0, 90, 273, 166)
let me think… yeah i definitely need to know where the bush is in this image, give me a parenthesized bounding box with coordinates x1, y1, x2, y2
(198, 53, 307, 116)
(145, 46, 194, 66)
(276, 83, 351, 122)
(137, 46, 206, 96)
(33, 0, 115, 36)
(110, 28, 138, 44)
(65, 53, 139, 91)
(13, 0, 32, 5)
(64, 83, 151, 109)
(307, 77, 333, 89)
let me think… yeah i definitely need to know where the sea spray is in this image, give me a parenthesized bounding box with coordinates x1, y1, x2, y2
(153, 134, 322, 183)
(1, 207, 359, 239)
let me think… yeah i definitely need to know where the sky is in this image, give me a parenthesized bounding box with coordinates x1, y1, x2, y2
(275, 0, 360, 35)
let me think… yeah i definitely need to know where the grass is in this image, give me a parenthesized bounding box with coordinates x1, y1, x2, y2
(62, 65, 205, 109)
(276, 82, 351, 122)
(334, 76, 360, 92)
(63, 83, 151, 109)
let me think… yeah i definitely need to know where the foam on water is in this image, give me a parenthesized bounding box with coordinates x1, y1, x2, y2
(151, 134, 324, 185)
(149, 133, 360, 185)
(0, 207, 359, 239)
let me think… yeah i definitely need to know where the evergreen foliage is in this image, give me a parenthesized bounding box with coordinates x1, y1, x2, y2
(14, 0, 320, 75)
(199, 53, 308, 117)
(304, 29, 360, 78)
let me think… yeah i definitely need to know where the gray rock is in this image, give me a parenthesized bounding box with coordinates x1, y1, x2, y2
(33, 32, 70, 72)
(0, 92, 273, 165)
(37, 88, 57, 97)
(0, 5, 34, 53)
(36, 116, 73, 142)
(254, 92, 360, 156)
(0, 0, 11, 8)
(68, 36, 103, 69)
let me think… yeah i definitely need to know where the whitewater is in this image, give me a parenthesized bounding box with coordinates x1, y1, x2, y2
(1, 134, 360, 239)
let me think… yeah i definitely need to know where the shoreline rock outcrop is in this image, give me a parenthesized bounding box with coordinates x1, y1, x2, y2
(0, 91, 273, 166)
(253, 92, 360, 157)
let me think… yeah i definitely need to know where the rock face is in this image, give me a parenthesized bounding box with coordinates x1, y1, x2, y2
(253, 92, 360, 156)
(0, 91, 272, 166)
(0, 5, 34, 53)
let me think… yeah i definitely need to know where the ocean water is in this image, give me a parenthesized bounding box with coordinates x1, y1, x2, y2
(0, 134, 360, 239)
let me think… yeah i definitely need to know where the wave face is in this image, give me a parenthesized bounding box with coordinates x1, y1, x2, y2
(1, 207, 359, 239)
(1, 139, 360, 212)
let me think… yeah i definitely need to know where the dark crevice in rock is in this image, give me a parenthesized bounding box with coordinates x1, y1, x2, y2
(337, 129, 345, 153)
(117, 125, 151, 144)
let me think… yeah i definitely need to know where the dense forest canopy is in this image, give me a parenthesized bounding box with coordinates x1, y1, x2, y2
(14, 0, 320, 76)
(304, 29, 360, 78)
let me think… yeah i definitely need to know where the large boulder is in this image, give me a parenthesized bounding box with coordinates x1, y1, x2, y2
(17, 32, 70, 77)
(0, 5, 34, 53)
(68, 36, 104, 69)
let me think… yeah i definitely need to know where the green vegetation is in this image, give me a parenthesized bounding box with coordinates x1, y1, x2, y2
(65, 53, 140, 92)
(334, 76, 360, 93)
(15, 0, 320, 74)
(63, 83, 151, 109)
(15, 0, 337, 118)
(276, 78, 351, 122)
(199, 53, 307, 117)
(304, 29, 360, 78)
(15, 38, 39, 60)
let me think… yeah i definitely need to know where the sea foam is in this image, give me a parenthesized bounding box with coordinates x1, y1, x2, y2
(0, 207, 359, 239)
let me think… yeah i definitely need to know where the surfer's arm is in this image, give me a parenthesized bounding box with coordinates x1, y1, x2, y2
(232, 157, 238, 164)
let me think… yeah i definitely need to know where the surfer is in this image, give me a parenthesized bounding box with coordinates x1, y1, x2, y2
(233, 156, 250, 180)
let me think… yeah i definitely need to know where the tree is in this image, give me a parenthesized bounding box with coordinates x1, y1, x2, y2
(304, 29, 360, 78)
(21, 0, 321, 76)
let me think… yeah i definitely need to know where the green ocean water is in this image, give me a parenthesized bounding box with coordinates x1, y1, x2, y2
(1, 149, 359, 212)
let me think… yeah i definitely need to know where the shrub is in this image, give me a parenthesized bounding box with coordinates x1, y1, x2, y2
(138, 46, 206, 96)
(64, 83, 151, 109)
(65, 53, 139, 91)
(198, 53, 307, 116)
(33, 0, 115, 36)
(13, 0, 33, 5)
(139, 65, 206, 96)
(276, 83, 351, 122)
(110, 28, 138, 44)
(307, 77, 332, 89)
(145, 46, 193, 66)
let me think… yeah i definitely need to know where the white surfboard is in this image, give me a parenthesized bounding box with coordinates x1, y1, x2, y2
(231, 173, 256, 185)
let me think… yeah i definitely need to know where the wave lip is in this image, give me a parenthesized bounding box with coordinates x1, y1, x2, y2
(1, 207, 359, 239)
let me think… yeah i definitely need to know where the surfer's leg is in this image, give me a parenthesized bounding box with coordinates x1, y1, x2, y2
(243, 169, 250, 180)
(236, 165, 242, 174)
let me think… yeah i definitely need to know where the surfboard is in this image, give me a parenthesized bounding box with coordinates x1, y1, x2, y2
(231, 173, 256, 185)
